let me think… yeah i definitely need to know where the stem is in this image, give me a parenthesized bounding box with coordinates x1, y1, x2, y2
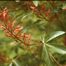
(49, 53, 62, 66)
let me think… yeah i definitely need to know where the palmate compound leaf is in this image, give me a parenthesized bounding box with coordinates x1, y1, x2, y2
(46, 44, 66, 55)
(47, 31, 65, 42)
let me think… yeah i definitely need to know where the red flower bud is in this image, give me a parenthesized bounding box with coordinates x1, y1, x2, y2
(41, 4, 46, 12)
(0, 23, 4, 29)
(0, 8, 9, 22)
(13, 25, 23, 35)
(45, 9, 51, 17)
(23, 33, 31, 46)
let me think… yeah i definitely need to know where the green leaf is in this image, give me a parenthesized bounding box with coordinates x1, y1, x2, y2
(16, 0, 20, 2)
(33, 1, 39, 7)
(9, 51, 17, 59)
(46, 44, 66, 55)
(62, 4, 66, 10)
(47, 31, 65, 42)
(9, 60, 19, 66)
(42, 38, 54, 66)
(42, 44, 55, 66)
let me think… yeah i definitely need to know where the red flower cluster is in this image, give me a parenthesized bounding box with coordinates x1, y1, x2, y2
(30, 3, 51, 18)
(41, 4, 52, 17)
(0, 8, 9, 22)
(0, 8, 31, 46)
(30, 5, 41, 18)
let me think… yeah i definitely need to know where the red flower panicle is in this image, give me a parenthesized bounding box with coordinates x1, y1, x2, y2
(0, 8, 31, 46)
